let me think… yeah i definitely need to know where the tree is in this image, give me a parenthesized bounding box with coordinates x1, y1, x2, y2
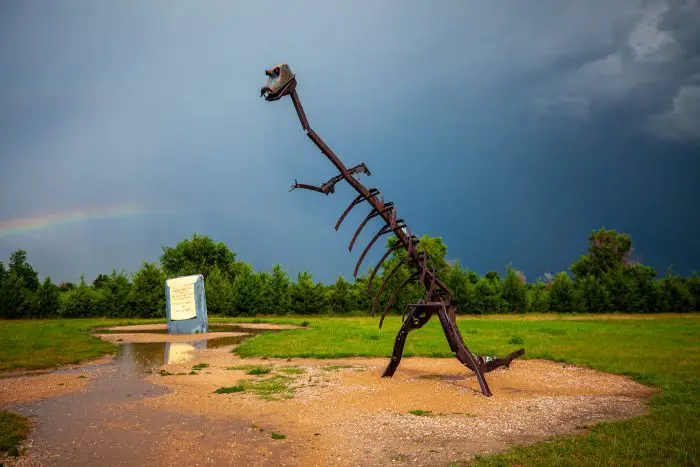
(231, 267, 268, 316)
(657, 274, 693, 313)
(268, 264, 291, 315)
(484, 271, 501, 282)
(576, 275, 611, 313)
(92, 274, 111, 289)
(328, 276, 354, 314)
(472, 277, 503, 314)
(445, 261, 476, 313)
(97, 270, 133, 317)
(290, 272, 326, 315)
(204, 265, 235, 315)
(131, 262, 166, 318)
(625, 264, 657, 313)
(550, 272, 584, 313)
(527, 282, 550, 313)
(33, 277, 60, 318)
(689, 272, 700, 312)
(351, 271, 374, 314)
(502, 265, 527, 313)
(571, 228, 633, 280)
(8, 249, 39, 291)
(160, 234, 238, 280)
(0, 272, 29, 318)
(60, 276, 99, 318)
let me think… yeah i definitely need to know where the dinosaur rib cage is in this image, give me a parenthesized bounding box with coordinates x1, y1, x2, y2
(290, 152, 452, 327)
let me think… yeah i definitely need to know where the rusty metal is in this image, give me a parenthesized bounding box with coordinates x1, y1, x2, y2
(261, 64, 524, 396)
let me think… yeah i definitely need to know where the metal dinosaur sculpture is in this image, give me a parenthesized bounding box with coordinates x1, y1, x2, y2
(261, 64, 524, 396)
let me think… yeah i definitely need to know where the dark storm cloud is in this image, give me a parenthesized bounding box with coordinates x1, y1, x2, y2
(531, 0, 700, 141)
(0, 0, 698, 283)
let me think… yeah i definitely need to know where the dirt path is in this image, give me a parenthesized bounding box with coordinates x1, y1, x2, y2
(0, 325, 656, 466)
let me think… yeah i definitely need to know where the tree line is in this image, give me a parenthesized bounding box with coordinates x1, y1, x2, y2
(1, 229, 699, 319)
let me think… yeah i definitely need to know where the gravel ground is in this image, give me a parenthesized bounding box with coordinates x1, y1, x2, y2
(0, 325, 656, 466)
(144, 351, 655, 466)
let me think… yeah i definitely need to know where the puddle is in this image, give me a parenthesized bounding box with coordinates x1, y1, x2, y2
(6, 326, 291, 466)
(117, 334, 252, 368)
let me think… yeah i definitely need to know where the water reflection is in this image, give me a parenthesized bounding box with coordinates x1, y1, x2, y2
(116, 334, 254, 370)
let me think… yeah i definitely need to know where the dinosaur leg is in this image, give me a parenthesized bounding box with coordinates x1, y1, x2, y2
(381, 305, 433, 377)
(436, 305, 492, 396)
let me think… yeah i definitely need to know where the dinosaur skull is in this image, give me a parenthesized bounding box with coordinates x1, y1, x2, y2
(260, 64, 296, 101)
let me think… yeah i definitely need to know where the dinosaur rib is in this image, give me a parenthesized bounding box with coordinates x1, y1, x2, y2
(426, 267, 437, 299)
(372, 256, 408, 315)
(348, 202, 394, 252)
(367, 243, 404, 296)
(354, 220, 405, 278)
(419, 251, 429, 285)
(335, 189, 379, 231)
(379, 271, 420, 329)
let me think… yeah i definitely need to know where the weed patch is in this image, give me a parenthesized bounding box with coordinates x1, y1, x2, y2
(508, 335, 525, 345)
(279, 367, 306, 374)
(246, 365, 272, 375)
(214, 384, 246, 394)
(191, 363, 209, 371)
(271, 432, 286, 440)
(408, 409, 433, 416)
(321, 364, 357, 371)
(0, 411, 30, 457)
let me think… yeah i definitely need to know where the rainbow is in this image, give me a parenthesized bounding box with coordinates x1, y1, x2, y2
(0, 203, 150, 239)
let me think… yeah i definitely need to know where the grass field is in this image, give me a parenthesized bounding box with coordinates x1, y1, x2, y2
(0, 314, 698, 465)
(0, 318, 161, 371)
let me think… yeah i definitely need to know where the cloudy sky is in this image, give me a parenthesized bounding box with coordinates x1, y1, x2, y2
(1, 0, 699, 284)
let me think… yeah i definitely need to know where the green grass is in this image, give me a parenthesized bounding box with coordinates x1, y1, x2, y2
(0, 411, 30, 457)
(278, 367, 306, 375)
(214, 384, 246, 394)
(408, 409, 433, 416)
(271, 432, 286, 440)
(226, 364, 273, 375)
(246, 365, 272, 375)
(0, 318, 161, 371)
(214, 375, 295, 400)
(191, 363, 209, 371)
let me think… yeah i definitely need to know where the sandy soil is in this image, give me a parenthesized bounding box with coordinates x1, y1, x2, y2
(0, 372, 93, 405)
(144, 350, 656, 466)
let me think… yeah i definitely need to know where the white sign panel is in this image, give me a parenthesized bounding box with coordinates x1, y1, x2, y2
(169, 283, 197, 321)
